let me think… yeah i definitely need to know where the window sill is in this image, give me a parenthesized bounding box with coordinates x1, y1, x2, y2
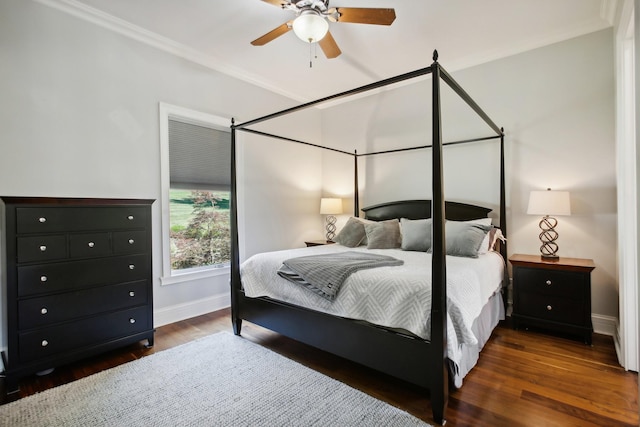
(160, 265, 230, 286)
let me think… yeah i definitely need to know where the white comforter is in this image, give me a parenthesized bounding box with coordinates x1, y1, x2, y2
(241, 244, 504, 367)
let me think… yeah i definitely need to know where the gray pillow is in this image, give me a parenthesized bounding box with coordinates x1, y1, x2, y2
(400, 218, 432, 252)
(364, 220, 401, 249)
(333, 217, 366, 247)
(444, 221, 493, 258)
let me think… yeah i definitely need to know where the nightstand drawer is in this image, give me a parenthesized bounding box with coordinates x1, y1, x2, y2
(517, 292, 584, 325)
(514, 267, 583, 298)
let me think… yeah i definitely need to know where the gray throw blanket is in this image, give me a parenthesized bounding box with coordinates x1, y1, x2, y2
(277, 251, 403, 301)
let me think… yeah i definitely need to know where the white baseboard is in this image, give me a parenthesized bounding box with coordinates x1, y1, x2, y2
(592, 313, 617, 337)
(154, 292, 230, 328)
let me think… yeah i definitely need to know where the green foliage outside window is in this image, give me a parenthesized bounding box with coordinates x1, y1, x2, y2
(170, 189, 230, 270)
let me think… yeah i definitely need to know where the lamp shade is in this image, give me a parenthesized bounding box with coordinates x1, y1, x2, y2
(527, 189, 571, 216)
(320, 198, 343, 215)
(292, 11, 329, 43)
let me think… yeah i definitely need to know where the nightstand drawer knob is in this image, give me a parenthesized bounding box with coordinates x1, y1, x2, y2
(127, 215, 134, 220)
(38, 217, 47, 223)
(40, 275, 48, 282)
(128, 239, 135, 244)
(39, 245, 47, 252)
(88, 242, 95, 248)
(547, 305, 553, 311)
(129, 318, 136, 324)
(41, 307, 48, 315)
(129, 264, 135, 270)
(129, 291, 135, 297)
(546, 280, 552, 285)
(41, 340, 49, 347)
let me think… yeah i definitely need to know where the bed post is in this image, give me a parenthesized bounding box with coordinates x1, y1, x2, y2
(499, 128, 507, 257)
(230, 119, 242, 335)
(430, 50, 448, 426)
(499, 127, 509, 310)
(354, 150, 359, 216)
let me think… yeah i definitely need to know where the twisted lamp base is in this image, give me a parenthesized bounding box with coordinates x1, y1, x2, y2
(538, 215, 560, 259)
(325, 215, 337, 242)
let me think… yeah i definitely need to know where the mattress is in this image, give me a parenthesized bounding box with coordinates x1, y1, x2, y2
(240, 244, 505, 385)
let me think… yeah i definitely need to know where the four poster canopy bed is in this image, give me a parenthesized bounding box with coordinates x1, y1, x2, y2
(229, 51, 507, 425)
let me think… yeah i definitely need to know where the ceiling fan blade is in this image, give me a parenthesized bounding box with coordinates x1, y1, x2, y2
(335, 8, 396, 25)
(260, 0, 290, 7)
(250, 21, 292, 46)
(319, 31, 341, 59)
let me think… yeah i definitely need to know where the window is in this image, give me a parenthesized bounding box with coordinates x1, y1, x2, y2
(159, 104, 231, 285)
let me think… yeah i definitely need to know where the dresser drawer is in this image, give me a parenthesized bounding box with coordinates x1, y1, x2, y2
(17, 235, 68, 263)
(17, 306, 150, 363)
(113, 230, 147, 254)
(16, 206, 148, 234)
(514, 267, 583, 298)
(17, 254, 149, 297)
(18, 280, 149, 330)
(69, 232, 111, 259)
(517, 292, 585, 325)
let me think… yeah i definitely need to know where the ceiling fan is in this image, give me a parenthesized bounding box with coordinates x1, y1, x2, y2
(251, 0, 396, 59)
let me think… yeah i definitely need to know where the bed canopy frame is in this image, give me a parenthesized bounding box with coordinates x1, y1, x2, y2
(229, 51, 506, 425)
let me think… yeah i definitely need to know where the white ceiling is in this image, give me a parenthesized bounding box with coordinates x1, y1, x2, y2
(46, 0, 613, 102)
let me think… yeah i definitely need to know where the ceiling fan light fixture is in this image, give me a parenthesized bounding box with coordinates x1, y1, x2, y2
(292, 10, 329, 43)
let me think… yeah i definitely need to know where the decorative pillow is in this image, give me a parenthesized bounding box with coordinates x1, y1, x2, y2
(444, 221, 493, 258)
(467, 217, 492, 226)
(400, 218, 432, 252)
(357, 217, 376, 246)
(364, 219, 401, 249)
(333, 217, 366, 247)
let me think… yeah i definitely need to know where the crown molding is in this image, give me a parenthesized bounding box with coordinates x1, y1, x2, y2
(33, 0, 306, 102)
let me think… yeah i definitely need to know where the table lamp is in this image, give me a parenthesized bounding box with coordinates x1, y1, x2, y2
(320, 198, 343, 242)
(527, 188, 571, 259)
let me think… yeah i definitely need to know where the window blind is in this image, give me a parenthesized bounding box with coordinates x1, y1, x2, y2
(168, 118, 231, 191)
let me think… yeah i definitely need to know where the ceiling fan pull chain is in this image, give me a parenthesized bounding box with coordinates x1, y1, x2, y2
(309, 42, 313, 68)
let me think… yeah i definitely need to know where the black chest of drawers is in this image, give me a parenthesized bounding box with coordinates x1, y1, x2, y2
(0, 197, 154, 393)
(509, 254, 595, 344)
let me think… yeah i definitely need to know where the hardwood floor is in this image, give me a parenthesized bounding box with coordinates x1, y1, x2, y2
(2, 309, 637, 426)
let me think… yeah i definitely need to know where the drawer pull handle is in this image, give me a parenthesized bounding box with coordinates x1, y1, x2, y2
(38, 217, 47, 223)
(41, 308, 48, 315)
(88, 242, 95, 248)
(129, 291, 135, 297)
(546, 280, 552, 286)
(41, 340, 49, 347)
(128, 239, 135, 244)
(129, 318, 136, 324)
(547, 305, 553, 311)
(39, 245, 47, 252)
(127, 215, 134, 221)
(40, 275, 48, 282)
(129, 264, 135, 270)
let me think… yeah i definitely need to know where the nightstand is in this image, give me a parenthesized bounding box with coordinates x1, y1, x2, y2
(305, 240, 334, 247)
(509, 254, 595, 344)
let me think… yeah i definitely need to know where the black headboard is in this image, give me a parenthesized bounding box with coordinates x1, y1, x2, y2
(361, 200, 492, 222)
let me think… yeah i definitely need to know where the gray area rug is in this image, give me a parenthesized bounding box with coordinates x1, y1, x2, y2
(0, 331, 432, 426)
